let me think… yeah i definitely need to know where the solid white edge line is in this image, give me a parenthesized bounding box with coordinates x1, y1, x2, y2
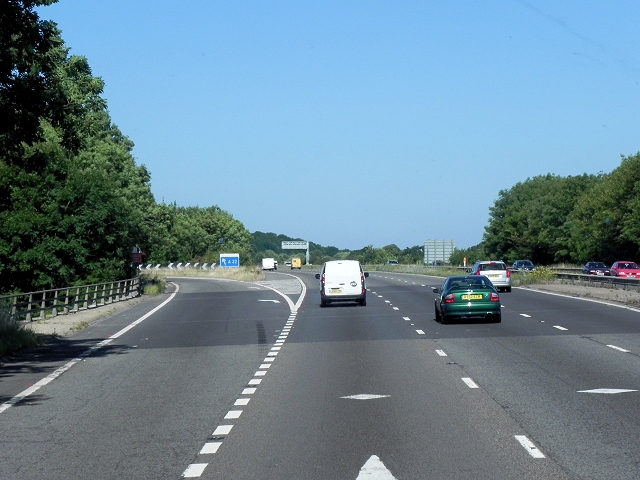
(514, 435, 546, 458)
(515, 286, 640, 313)
(0, 283, 179, 414)
(110, 285, 179, 339)
(257, 272, 307, 312)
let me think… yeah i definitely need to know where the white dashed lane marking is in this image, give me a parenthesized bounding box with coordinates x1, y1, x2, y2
(515, 435, 546, 458)
(181, 305, 302, 477)
(212, 425, 233, 436)
(462, 378, 479, 389)
(182, 464, 208, 478)
(200, 442, 221, 454)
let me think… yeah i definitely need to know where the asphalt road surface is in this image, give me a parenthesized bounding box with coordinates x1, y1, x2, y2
(2, 271, 640, 479)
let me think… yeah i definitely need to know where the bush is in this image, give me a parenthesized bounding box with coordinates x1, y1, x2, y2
(0, 302, 42, 357)
(140, 275, 166, 295)
(511, 266, 557, 285)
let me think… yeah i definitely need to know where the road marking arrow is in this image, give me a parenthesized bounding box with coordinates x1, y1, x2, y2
(341, 394, 390, 400)
(356, 455, 397, 479)
(578, 388, 638, 394)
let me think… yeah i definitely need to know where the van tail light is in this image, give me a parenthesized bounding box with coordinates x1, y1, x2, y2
(444, 294, 455, 303)
(361, 273, 366, 293)
(490, 292, 499, 302)
(320, 273, 325, 294)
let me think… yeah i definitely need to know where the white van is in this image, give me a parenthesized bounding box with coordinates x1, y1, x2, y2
(315, 260, 369, 307)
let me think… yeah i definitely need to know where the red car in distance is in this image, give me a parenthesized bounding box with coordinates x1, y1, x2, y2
(610, 261, 640, 278)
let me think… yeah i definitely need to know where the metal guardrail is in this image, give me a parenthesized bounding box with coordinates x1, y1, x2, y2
(0, 277, 141, 322)
(553, 272, 640, 291)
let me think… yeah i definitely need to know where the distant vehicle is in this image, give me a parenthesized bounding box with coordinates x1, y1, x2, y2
(315, 260, 369, 307)
(433, 275, 501, 324)
(582, 262, 611, 276)
(291, 258, 302, 269)
(386, 259, 399, 265)
(261, 258, 277, 271)
(285, 261, 292, 267)
(610, 261, 640, 278)
(468, 260, 511, 292)
(511, 260, 535, 271)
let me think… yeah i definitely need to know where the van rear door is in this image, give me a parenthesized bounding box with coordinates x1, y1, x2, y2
(324, 261, 362, 297)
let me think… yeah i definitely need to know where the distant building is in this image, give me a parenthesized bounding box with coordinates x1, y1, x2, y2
(423, 239, 456, 265)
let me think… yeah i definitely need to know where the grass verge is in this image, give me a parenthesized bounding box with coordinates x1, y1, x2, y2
(0, 304, 43, 358)
(510, 266, 557, 286)
(143, 266, 266, 283)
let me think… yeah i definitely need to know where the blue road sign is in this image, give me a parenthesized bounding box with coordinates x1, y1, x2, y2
(220, 253, 240, 267)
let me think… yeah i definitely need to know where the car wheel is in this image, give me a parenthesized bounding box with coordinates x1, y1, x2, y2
(359, 297, 366, 306)
(320, 299, 327, 308)
(492, 313, 502, 323)
(434, 304, 441, 322)
(441, 313, 449, 324)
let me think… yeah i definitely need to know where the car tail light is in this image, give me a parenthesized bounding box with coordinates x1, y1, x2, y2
(506, 269, 511, 278)
(474, 269, 481, 275)
(490, 292, 499, 302)
(444, 294, 455, 303)
(361, 273, 366, 294)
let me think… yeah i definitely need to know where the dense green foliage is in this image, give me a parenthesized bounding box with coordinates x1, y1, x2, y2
(0, 1, 252, 293)
(142, 205, 252, 266)
(481, 155, 640, 266)
(482, 173, 600, 265)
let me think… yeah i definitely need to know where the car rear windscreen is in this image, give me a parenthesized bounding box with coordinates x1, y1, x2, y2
(480, 263, 506, 271)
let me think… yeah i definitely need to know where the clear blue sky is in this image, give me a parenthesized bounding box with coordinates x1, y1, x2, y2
(39, 1, 640, 250)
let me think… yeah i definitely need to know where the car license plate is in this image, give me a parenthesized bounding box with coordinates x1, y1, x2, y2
(596, 272, 604, 275)
(462, 294, 482, 300)
(330, 288, 342, 294)
(488, 274, 498, 278)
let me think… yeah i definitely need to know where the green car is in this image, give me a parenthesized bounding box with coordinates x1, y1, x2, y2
(433, 275, 501, 323)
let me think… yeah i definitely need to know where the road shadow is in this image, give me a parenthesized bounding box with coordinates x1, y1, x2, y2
(0, 337, 131, 402)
